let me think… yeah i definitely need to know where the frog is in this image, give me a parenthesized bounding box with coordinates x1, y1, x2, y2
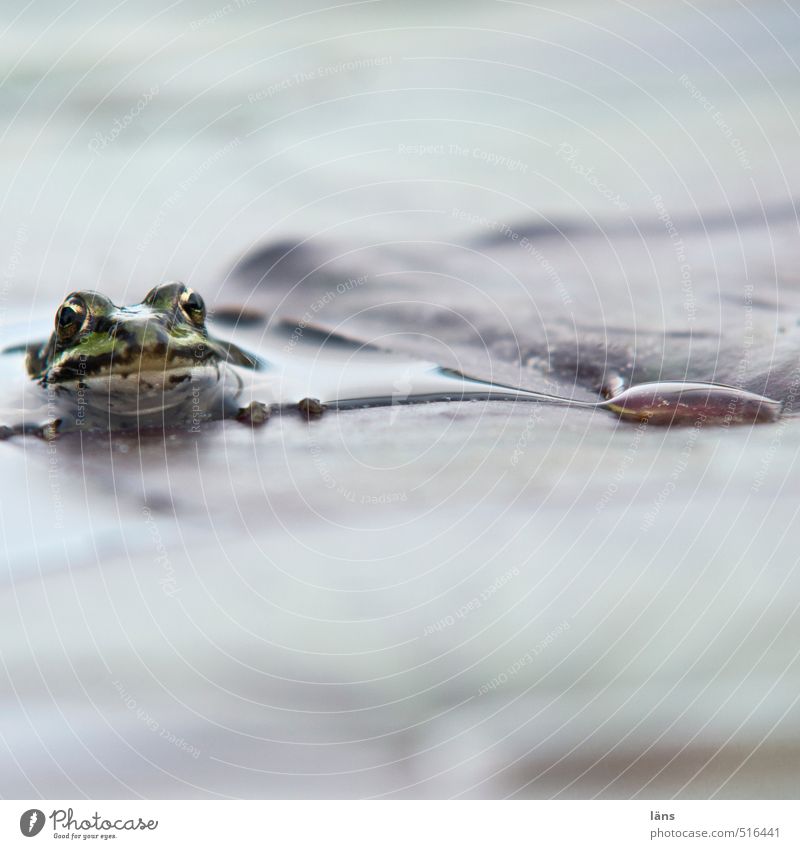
(1, 282, 271, 439)
(0, 281, 785, 440)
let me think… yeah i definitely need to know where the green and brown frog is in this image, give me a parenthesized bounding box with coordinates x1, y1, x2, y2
(3, 282, 270, 438)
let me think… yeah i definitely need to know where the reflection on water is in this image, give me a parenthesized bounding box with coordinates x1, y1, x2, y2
(0, 0, 799, 799)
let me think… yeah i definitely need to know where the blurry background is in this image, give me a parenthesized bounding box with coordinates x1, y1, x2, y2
(1, 0, 799, 798)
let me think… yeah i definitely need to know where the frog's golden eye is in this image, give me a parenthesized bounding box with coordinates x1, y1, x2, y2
(55, 296, 88, 342)
(179, 287, 206, 326)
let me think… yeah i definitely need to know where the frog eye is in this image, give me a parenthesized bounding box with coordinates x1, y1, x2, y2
(179, 288, 206, 325)
(55, 296, 88, 342)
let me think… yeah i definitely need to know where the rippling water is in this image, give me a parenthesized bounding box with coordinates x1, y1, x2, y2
(1, 0, 799, 799)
